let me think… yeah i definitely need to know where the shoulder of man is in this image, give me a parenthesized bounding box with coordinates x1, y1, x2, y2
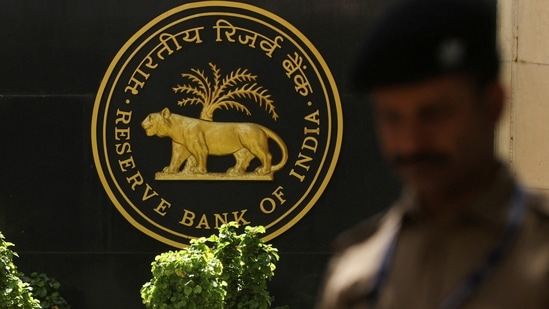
(527, 191, 549, 220)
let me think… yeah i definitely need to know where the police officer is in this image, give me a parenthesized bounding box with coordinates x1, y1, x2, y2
(317, 0, 549, 308)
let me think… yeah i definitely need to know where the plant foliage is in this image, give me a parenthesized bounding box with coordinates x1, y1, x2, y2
(209, 222, 279, 309)
(0, 232, 41, 309)
(21, 272, 70, 309)
(141, 223, 280, 309)
(141, 238, 226, 309)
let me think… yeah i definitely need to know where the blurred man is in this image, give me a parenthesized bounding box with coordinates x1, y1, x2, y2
(317, 0, 549, 308)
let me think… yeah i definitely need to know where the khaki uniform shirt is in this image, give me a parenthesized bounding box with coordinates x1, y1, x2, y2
(318, 167, 549, 309)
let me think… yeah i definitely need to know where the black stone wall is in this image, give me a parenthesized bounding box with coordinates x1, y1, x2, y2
(0, 1, 400, 307)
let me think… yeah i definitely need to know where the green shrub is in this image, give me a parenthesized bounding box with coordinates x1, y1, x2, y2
(210, 223, 279, 309)
(141, 222, 280, 309)
(141, 237, 226, 309)
(0, 232, 41, 309)
(21, 272, 70, 309)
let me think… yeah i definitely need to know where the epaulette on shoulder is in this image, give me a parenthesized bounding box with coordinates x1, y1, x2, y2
(331, 212, 386, 253)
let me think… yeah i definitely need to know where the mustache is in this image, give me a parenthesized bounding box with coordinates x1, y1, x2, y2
(390, 153, 449, 167)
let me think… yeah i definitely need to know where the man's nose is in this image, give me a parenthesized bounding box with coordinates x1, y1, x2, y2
(396, 119, 429, 154)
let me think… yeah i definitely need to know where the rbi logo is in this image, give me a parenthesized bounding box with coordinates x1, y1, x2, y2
(91, 1, 342, 247)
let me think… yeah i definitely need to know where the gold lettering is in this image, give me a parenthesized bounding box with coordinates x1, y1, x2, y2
(124, 68, 150, 95)
(214, 213, 229, 228)
(214, 19, 237, 42)
(260, 198, 276, 214)
(304, 126, 320, 135)
(115, 142, 132, 155)
(239, 31, 259, 47)
(259, 35, 283, 58)
(294, 74, 313, 96)
(115, 109, 132, 124)
(142, 183, 159, 201)
(156, 32, 182, 60)
(272, 186, 286, 204)
(295, 152, 313, 170)
(304, 109, 320, 125)
(282, 52, 302, 77)
(114, 127, 130, 141)
(126, 171, 144, 191)
(196, 214, 211, 229)
(283, 52, 312, 96)
(181, 27, 204, 43)
(179, 209, 196, 226)
(302, 136, 318, 153)
(118, 156, 136, 172)
(153, 198, 171, 216)
(232, 209, 251, 225)
(214, 19, 281, 58)
(289, 168, 305, 182)
(259, 186, 286, 214)
(143, 55, 158, 70)
(288, 111, 320, 183)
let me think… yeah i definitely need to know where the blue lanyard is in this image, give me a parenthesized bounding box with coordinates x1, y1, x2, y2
(365, 186, 527, 309)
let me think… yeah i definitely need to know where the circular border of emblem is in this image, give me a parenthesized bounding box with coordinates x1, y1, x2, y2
(92, 1, 343, 247)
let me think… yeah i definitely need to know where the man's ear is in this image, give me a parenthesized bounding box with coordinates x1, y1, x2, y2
(483, 80, 505, 124)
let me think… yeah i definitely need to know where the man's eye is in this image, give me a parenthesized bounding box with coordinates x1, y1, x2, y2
(420, 105, 452, 122)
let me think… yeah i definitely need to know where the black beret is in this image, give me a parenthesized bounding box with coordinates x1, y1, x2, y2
(353, 0, 499, 92)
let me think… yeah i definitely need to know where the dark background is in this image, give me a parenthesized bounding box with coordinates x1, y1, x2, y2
(0, 1, 400, 307)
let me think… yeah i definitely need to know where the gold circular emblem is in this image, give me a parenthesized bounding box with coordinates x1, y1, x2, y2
(91, 1, 342, 247)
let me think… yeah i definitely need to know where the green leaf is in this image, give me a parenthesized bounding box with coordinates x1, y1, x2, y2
(140, 222, 282, 309)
